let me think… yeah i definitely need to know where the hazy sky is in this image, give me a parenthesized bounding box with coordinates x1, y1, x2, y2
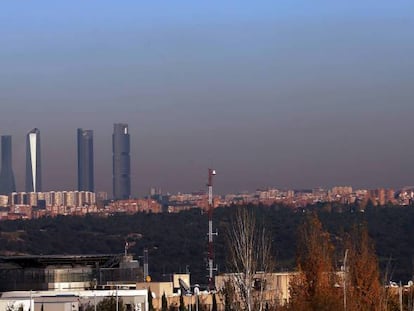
(1, 1, 413, 196)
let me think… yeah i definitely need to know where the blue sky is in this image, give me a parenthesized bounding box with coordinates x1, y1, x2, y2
(0, 1, 413, 195)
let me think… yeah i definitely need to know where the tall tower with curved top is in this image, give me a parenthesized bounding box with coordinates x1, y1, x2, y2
(25, 128, 42, 193)
(0, 136, 16, 195)
(113, 123, 130, 200)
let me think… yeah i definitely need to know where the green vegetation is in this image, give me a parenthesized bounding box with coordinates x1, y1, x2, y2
(212, 293, 217, 311)
(83, 296, 125, 311)
(161, 292, 168, 311)
(148, 288, 155, 311)
(179, 294, 186, 311)
(0, 204, 413, 284)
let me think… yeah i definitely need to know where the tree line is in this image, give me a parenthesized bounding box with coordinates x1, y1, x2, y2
(0, 203, 413, 286)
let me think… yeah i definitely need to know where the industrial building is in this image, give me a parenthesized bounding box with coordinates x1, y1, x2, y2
(0, 254, 142, 292)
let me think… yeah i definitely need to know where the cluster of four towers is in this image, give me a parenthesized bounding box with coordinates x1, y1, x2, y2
(0, 124, 131, 200)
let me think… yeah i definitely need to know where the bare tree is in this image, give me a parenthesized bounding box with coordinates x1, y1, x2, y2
(226, 207, 274, 311)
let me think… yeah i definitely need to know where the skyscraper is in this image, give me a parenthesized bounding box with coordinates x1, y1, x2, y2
(113, 123, 130, 200)
(26, 128, 42, 193)
(77, 128, 94, 192)
(0, 136, 16, 195)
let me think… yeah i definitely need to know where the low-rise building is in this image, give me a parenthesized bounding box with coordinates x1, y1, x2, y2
(215, 272, 296, 306)
(0, 289, 148, 311)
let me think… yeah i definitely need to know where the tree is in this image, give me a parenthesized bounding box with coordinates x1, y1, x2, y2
(85, 296, 125, 311)
(212, 293, 218, 311)
(226, 207, 274, 311)
(344, 224, 383, 311)
(220, 279, 237, 311)
(161, 292, 168, 311)
(179, 294, 186, 311)
(288, 213, 341, 311)
(148, 288, 155, 311)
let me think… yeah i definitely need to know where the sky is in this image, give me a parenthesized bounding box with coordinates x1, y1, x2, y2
(0, 1, 413, 196)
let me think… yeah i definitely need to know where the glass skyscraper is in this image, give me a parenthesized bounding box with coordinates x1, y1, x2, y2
(112, 123, 130, 200)
(0, 135, 16, 195)
(25, 128, 42, 193)
(77, 128, 94, 192)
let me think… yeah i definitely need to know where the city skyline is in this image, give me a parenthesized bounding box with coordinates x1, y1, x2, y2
(0, 1, 413, 195)
(0, 125, 414, 196)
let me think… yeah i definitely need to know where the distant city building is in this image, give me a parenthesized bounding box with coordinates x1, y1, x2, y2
(25, 128, 42, 193)
(149, 187, 162, 198)
(27, 192, 37, 206)
(330, 186, 353, 197)
(0, 136, 16, 195)
(96, 191, 108, 201)
(109, 199, 162, 213)
(9, 190, 96, 207)
(113, 123, 131, 200)
(0, 195, 8, 207)
(77, 128, 94, 192)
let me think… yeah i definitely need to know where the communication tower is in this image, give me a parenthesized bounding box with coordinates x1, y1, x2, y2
(207, 168, 218, 290)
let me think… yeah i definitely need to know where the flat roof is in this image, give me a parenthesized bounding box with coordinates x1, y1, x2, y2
(0, 254, 125, 268)
(1, 289, 148, 299)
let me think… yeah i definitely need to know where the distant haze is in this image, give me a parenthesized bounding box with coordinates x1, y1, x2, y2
(0, 1, 413, 196)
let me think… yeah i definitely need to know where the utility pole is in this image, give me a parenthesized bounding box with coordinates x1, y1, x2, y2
(143, 248, 149, 282)
(207, 168, 217, 290)
(343, 249, 348, 311)
(116, 284, 119, 311)
(30, 290, 33, 311)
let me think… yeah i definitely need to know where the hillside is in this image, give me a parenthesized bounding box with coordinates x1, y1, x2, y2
(0, 205, 413, 285)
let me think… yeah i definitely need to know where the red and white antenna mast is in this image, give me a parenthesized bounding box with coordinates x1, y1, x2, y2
(207, 168, 217, 290)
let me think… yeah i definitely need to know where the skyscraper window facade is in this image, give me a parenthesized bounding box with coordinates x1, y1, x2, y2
(0, 136, 16, 195)
(25, 128, 42, 193)
(112, 123, 130, 200)
(77, 128, 94, 192)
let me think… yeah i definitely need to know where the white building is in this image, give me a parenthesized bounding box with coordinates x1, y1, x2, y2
(0, 289, 148, 311)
